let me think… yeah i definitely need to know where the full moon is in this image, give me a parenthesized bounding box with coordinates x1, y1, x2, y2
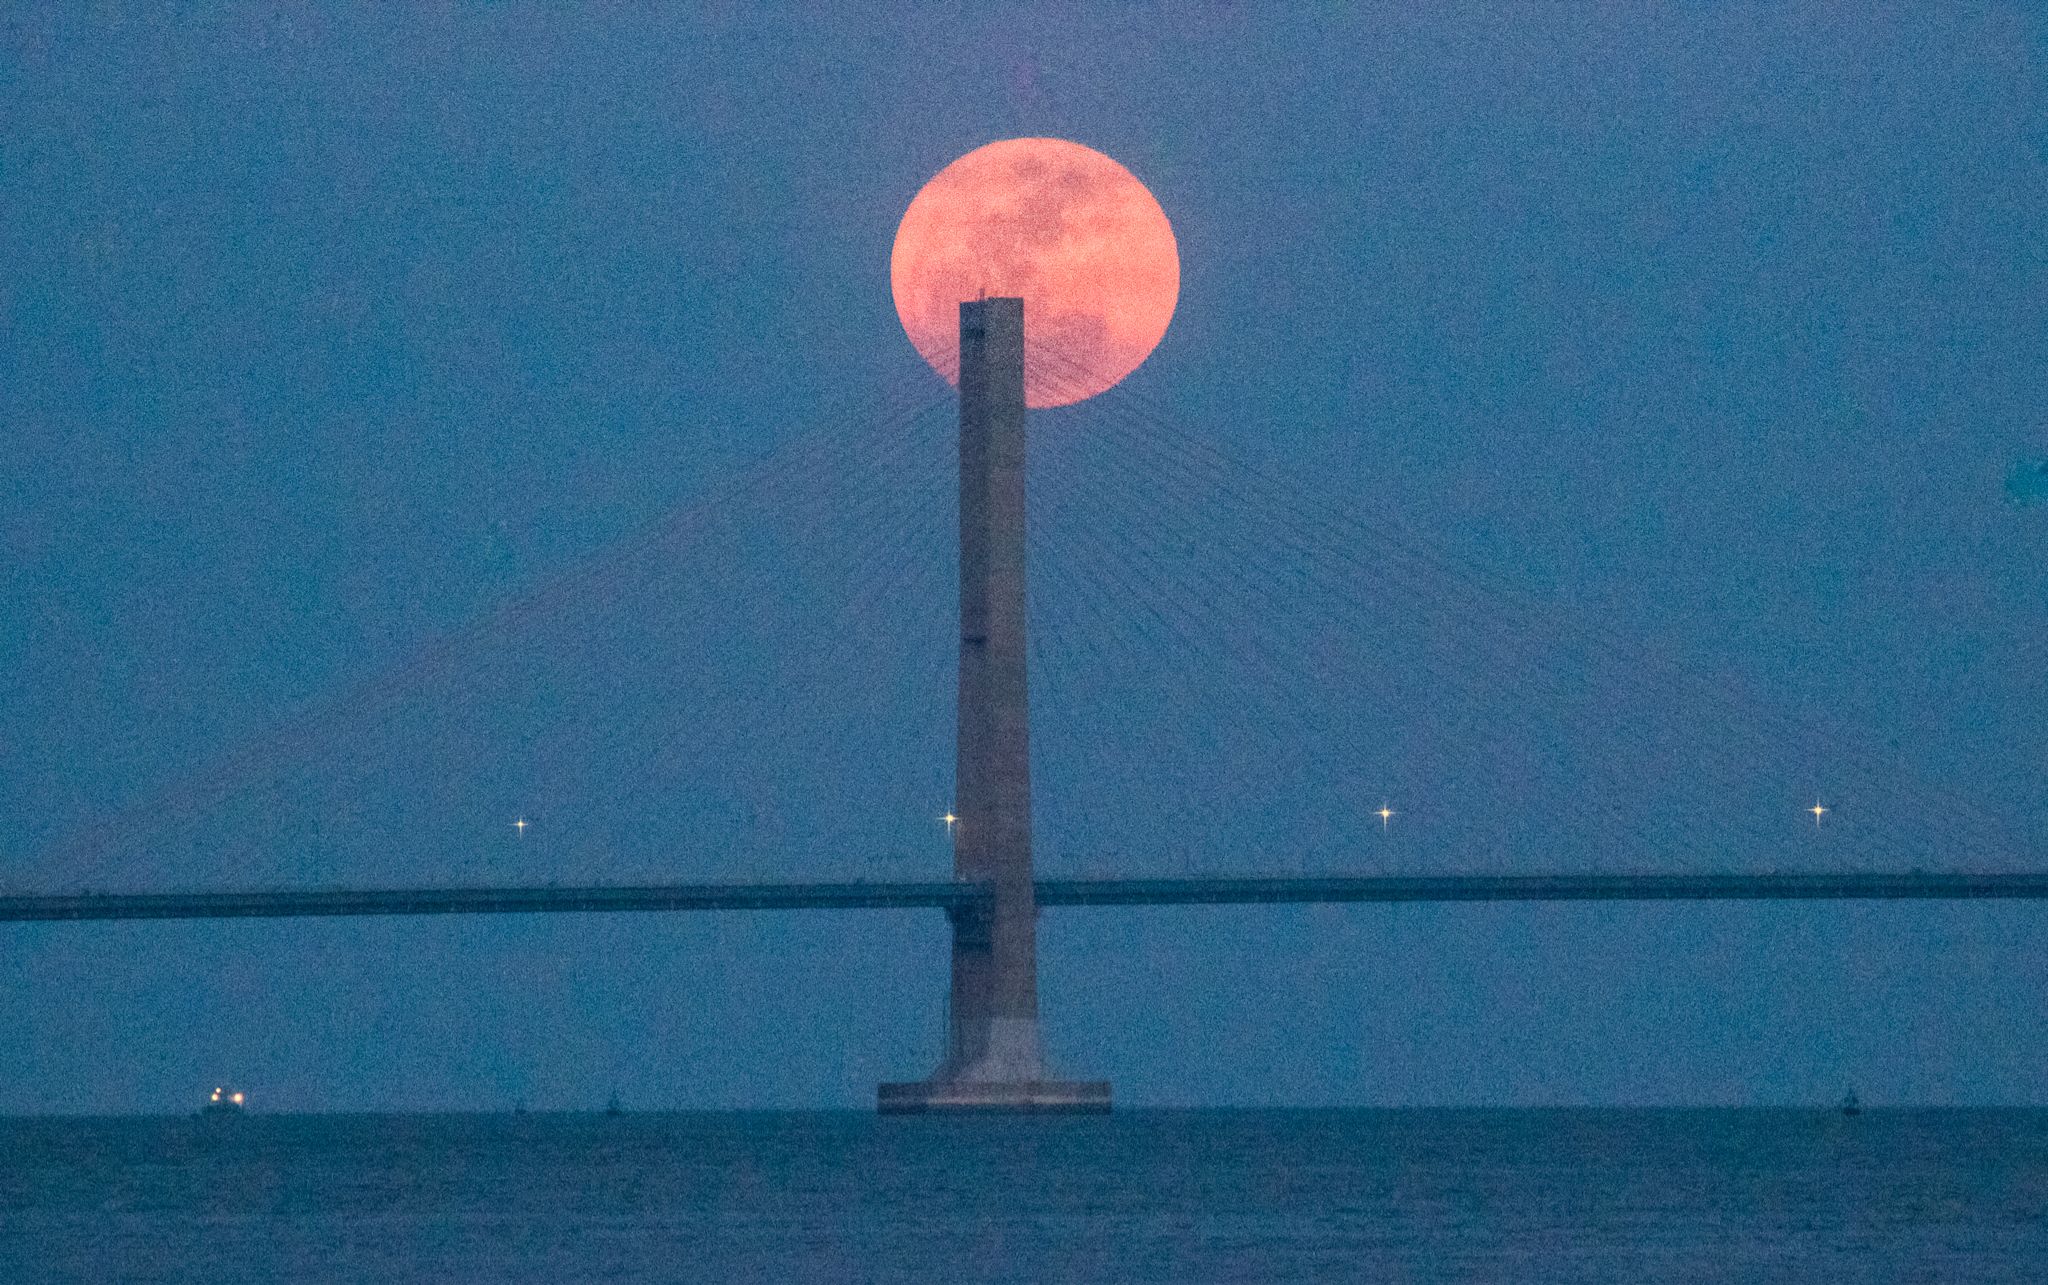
(891, 138, 1180, 409)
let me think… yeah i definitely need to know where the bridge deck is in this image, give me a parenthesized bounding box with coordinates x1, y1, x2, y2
(2, 872, 2043, 923)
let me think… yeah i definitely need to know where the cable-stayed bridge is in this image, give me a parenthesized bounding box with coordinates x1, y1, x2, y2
(8, 310, 2040, 1108)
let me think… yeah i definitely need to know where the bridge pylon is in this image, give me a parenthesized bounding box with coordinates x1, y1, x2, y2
(878, 298, 1110, 1113)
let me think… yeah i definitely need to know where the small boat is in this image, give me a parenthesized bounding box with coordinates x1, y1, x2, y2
(202, 1086, 246, 1116)
(1840, 1089, 1862, 1117)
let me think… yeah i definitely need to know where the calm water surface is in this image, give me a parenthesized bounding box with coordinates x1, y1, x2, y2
(2, 1109, 2042, 1282)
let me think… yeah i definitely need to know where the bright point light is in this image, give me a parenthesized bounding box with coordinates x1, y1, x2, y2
(514, 817, 529, 836)
(1810, 801, 1828, 827)
(1376, 805, 1395, 830)
(941, 812, 958, 835)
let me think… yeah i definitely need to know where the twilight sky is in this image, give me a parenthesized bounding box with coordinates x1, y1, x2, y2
(3, 5, 2044, 1111)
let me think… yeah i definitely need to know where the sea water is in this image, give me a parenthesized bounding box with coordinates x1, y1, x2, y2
(3, 1109, 2042, 1282)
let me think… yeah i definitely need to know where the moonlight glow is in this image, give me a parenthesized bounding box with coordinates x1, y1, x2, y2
(891, 138, 1180, 408)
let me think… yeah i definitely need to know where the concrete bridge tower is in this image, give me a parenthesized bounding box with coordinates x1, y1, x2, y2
(877, 299, 1110, 1113)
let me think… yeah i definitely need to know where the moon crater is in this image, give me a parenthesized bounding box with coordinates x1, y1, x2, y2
(891, 138, 1180, 408)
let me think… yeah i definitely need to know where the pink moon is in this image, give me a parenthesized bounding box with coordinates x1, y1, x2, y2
(890, 138, 1181, 408)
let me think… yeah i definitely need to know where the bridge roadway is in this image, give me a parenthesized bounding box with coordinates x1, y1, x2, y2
(3, 871, 2045, 923)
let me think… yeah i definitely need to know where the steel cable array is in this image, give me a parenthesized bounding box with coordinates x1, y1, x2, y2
(14, 348, 2036, 897)
(1020, 343, 2029, 878)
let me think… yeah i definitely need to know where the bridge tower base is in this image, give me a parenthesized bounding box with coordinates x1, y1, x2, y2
(877, 1078, 1111, 1114)
(877, 297, 1109, 1116)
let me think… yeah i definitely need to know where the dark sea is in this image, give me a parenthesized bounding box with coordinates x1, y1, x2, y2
(2, 1109, 2042, 1283)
